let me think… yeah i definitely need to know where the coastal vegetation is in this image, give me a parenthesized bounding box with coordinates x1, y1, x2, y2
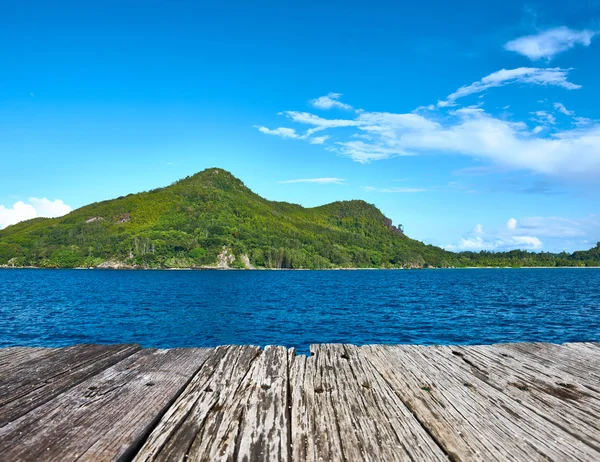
(0, 168, 599, 269)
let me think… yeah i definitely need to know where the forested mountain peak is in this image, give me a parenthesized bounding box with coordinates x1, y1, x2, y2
(1, 169, 599, 269)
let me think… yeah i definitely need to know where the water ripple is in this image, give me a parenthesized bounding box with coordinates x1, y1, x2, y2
(0, 268, 599, 355)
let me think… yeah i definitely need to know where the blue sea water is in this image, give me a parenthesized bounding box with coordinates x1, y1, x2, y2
(0, 268, 599, 354)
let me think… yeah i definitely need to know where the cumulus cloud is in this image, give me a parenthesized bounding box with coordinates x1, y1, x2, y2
(0, 198, 72, 229)
(445, 234, 543, 251)
(445, 214, 600, 252)
(505, 27, 597, 61)
(278, 178, 345, 184)
(438, 67, 580, 106)
(446, 217, 542, 251)
(311, 93, 353, 110)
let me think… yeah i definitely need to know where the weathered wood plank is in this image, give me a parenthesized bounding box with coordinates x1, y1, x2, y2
(564, 341, 600, 349)
(0, 348, 212, 461)
(499, 342, 600, 392)
(134, 345, 290, 462)
(562, 342, 600, 358)
(445, 344, 600, 451)
(230, 345, 289, 461)
(362, 344, 600, 461)
(0, 347, 58, 371)
(0, 343, 141, 426)
(290, 344, 449, 462)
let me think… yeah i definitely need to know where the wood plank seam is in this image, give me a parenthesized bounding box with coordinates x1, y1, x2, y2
(358, 348, 458, 462)
(449, 345, 600, 454)
(286, 348, 295, 462)
(114, 349, 215, 462)
(0, 344, 142, 426)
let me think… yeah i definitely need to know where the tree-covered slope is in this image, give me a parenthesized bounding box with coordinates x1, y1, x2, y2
(1, 168, 599, 269)
(0, 168, 457, 268)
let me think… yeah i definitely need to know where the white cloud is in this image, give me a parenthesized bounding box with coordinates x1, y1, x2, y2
(363, 186, 427, 193)
(530, 111, 556, 125)
(505, 27, 597, 61)
(446, 214, 600, 252)
(311, 93, 353, 110)
(445, 234, 543, 251)
(256, 68, 599, 176)
(278, 178, 345, 184)
(282, 111, 358, 132)
(254, 125, 298, 139)
(439, 67, 580, 106)
(554, 102, 574, 116)
(308, 135, 330, 145)
(0, 198, 72, 229)
(574, 116, 593, 127)
(512, 235, 543, 247)
(260, 95, 600, 175)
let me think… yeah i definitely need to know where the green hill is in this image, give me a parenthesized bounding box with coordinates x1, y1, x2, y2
(0, 168, 457, 268)
(1, 168, 599, 269)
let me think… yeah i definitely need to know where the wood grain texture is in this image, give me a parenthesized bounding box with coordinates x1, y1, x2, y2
(134, 345, 290, 462)
(443, 344, 600, 451)
(290, 344, 449, 462)
(0, 347, 212, 461)
(1, 342, 599, 462)
(361, 344, 600, 461)
(0, 347, 58, 371)
(500, 342, 600, 392)
(0, 343, 141, 426)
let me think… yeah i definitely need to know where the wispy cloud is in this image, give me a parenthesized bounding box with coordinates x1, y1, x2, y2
(363, 186, 427, 193)
(504, 27, 598, 61)
(254, 126, 299, 138)
(255, 75, 600, 177)
(554, 102, 574, 116)
(438, 67, 580, 106)
(311, 93, 353, 110)
(0, 198, 72, 229)
(278, 178, 345, 184)
(308, 135, 330, 145)
(530, 110, 556, 125)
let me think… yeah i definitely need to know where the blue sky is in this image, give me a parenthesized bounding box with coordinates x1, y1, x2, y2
(1, 0, 599, 252)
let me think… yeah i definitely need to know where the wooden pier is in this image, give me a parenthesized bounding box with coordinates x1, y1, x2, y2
(1, 342, 599, 461)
